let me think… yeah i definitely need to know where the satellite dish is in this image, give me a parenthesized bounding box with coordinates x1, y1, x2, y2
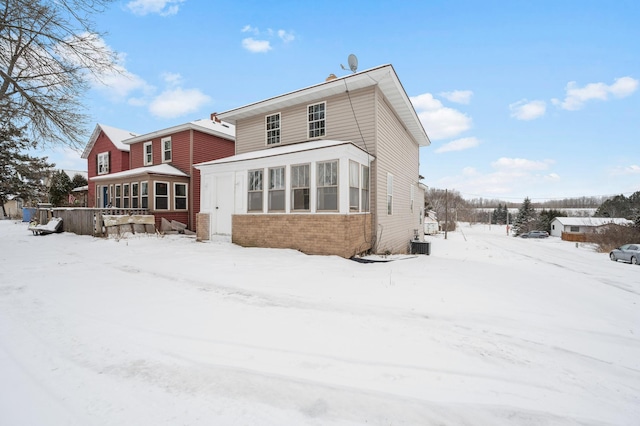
(348, 54, 358, 73)
(340, 54, 358, 73)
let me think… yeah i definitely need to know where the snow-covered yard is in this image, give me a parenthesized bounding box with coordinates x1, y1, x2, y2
(1, 220, 638, 425)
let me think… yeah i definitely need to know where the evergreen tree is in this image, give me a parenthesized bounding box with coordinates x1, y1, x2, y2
(595, 191, 640, 220)
(0, 120, 54, 216)
(48, 170, 73, 206)
(512, 197, 537, 236)
(71, 173, 88, 189)
(538, 209, 567, 233)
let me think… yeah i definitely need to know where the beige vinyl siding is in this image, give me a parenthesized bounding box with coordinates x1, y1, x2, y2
(374, 91, 421, 253)
(235, 87, 377, 155)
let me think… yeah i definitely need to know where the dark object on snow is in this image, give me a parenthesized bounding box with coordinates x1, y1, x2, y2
(29, 217, 63, 235)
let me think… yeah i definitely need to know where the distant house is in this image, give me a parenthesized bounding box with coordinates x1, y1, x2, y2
(83, 119, 235, 231)
(196, 64, 431, 257)
(550, 217, 633, 240)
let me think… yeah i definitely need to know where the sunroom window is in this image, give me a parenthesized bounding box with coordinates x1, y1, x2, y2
(248, 169, 263, 212)
(291, 164, 310, 211)
(268, 167, 285, 211)
(317, 160, 338, 211)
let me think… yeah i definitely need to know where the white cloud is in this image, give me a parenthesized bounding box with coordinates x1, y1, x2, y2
(439, 90, 473, 105)
(148, 87, 210, 119)
(410, 93, 472, 140)
(242, 38, 272, 53)
(491, 157, 554, 171)
(126, 0, 185, 16)
(160, 72, 183, 87)
(552, 76, 639, 111)
(509, 99, 546, 120)
(277, 30, 295, 43)
(435, 137, 480, 153)
(611, 164, 640, 175)
(241, 25, 294, 53)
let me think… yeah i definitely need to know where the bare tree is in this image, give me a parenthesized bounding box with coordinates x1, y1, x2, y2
(0, 0, 118, 149)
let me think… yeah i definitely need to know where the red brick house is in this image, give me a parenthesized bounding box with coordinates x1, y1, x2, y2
(81, 124, 138, 207)
(83, 118, 235, 231)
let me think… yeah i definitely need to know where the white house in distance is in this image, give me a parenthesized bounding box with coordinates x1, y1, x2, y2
(195, 64, 431, 257)
(550, 217, 632, 238)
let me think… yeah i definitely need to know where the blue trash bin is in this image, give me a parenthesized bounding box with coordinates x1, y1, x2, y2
(22, 207, 36, 222)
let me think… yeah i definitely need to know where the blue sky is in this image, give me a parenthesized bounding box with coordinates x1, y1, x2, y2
(49, 0, 640, 202)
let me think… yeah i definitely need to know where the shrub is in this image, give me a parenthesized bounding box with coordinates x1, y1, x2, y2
(590, 224, 640, 252)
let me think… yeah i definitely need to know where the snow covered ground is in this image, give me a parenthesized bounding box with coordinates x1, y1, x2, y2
(1, 220, 638, 425)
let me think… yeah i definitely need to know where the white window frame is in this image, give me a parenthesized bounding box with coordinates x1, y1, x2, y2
(307, 102, 326, 139)
(349, 160, 360, 212)
(154, 181, 169, 210)
(143, 142, 153, 166)
(361, 165, 370, 212)
(174, 183, 187, 210)
(247, 169, 263, 212)
(268, 166, 285, 211)
(131, 182, 139, 209)
(140, 181, 148, 209)
(123, 183, 130, 208)
(317, 160, 338, 211)
(387, 173, 393, 215)
(291, 163, 310, 211)
(97, 152, 109, 175)
(115, 184, 121, 208)
(266, 113, 281, 145)
(162, 137, 172, 163)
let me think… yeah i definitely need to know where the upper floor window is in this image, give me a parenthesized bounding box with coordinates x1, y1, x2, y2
(266, 113, 281, 145)
(144, 142, 153, 166)
(317, 160, 338, 211)
(248, 169, 263, 212)
(268, 167, 285, 211)
(291, 164, 310, 211)
(308, 102, 325, 139)
(162, 137, 172, 163)
(97, 152, 109, 175)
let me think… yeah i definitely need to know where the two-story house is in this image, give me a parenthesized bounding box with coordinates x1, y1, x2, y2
(83, 118, 235, 231)
(82, 123, 138, 206)
(196, 64, 430, 257)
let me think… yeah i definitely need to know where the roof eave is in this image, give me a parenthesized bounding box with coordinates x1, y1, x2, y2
(123, 122, 235, 145)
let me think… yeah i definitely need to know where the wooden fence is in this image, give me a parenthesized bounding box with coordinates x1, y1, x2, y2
(36, 207, 151, 237)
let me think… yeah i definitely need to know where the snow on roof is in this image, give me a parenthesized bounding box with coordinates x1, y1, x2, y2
(552, 217, 633, 226)
(122, 118, 235, 145)
(195, 140, 365, 168)
(90, 164, 188, 182)
(216, 64, 430, 147)
(81, 124, 139, 159)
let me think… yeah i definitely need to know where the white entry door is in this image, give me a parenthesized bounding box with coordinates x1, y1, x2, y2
(211, 174, 234, 235)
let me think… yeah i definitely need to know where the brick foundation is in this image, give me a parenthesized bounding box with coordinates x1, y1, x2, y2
(232, 214, 372, 258)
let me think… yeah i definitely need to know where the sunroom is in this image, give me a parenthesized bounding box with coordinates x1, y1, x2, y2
(195, 140, 375, 257)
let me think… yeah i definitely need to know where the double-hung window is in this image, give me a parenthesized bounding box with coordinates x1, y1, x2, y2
(349, 161, 359, 212)
(97, 152, 109, 175)
(143, 142, 153, 165)
(123, 183, 130, 208)
(131, 182, 139, 208)
(266, 113, 281, 145)
(361, 165, 370, 212)
(115, 184, 121, 208)
(308, 102, 325, 138)
(268, 167, 285, 211)
(155, 182, 168, 210)
(248, 170, 263, 212)
(174, 183, 187, 210)
(141, 181, 148, 208)
(291, 164, 310, 211)
(317, 160, 338, 211)
(162, 137, 172, 163)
